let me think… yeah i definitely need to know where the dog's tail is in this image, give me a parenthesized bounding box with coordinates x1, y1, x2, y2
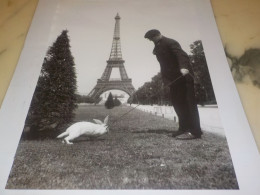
(57, 131, 69, 139)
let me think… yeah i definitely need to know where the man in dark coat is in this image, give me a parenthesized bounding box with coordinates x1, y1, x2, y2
(144, 29, 202, 139)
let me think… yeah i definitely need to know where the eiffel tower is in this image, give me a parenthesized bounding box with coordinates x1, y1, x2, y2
(88, 13, 135, 100)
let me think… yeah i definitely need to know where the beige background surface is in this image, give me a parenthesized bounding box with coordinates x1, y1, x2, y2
(0, 0, 259, 149)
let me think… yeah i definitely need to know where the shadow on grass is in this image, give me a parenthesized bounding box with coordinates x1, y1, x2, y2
(133, 129, 174, 135)
(72, 137, 106, 143)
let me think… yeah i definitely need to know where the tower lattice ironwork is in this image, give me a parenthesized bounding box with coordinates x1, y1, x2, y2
(88, 13, 135, 100)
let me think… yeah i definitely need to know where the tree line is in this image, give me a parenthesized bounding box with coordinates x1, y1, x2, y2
(129, 40, 216, 106)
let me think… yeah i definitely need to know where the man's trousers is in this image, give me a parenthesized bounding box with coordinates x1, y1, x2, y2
(169, 74, 202, 137)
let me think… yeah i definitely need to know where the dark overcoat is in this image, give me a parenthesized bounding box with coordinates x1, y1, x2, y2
(153, 36, 193, 84)
(153, 36, 202, 136)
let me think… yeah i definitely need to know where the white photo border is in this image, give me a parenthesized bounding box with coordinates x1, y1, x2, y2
(0, 0, 259, 194)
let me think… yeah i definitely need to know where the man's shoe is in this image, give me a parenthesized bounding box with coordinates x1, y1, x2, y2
(175, 132, 201, 140)
(172, 130, 185, 137)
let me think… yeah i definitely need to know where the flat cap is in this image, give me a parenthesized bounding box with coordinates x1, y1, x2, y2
(144, 29, 161, 39)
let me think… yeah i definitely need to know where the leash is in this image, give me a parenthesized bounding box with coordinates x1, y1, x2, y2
(110, 73, 194, 125)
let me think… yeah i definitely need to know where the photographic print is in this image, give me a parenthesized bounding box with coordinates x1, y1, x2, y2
(0, 0, 260, 194)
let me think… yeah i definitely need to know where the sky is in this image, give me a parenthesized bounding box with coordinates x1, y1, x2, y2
(45, 0, 202, 95)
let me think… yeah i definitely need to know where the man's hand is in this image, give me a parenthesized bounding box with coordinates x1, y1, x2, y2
(180, 68, 189, 76)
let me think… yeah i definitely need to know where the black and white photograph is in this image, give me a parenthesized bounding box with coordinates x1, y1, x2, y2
(0, 0, 260, 194)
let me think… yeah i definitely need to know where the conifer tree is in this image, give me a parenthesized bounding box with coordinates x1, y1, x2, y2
(24, 30, 77, 138)
(189, 40, 216, 104)
(105, 92, 114, 109)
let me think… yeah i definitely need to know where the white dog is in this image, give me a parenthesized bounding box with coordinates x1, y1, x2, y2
(57, 116, 109, 144)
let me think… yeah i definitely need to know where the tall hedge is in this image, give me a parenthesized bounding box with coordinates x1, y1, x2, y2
(105, 92, 115, 109)
(24, 30, 77, 139)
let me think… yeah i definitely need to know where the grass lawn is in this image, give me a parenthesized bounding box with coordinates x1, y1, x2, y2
(6, 105, 238, 189)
